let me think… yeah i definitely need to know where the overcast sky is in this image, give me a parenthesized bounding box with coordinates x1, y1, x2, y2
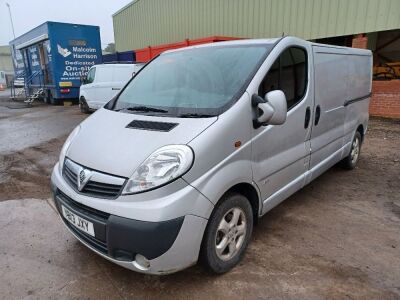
(0, 0, 132, 47)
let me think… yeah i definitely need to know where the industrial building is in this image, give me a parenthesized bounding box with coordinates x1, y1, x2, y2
(113, 0, 400, 51)
(0, 46, 13, 73)
(0, 46, 14, 86)
(112, 0, 400, 118)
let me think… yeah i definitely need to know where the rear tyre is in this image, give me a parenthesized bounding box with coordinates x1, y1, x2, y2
(200, 192, 253, 274)
(79, 97, 90, 114)
(48, 92, 59, 105)
(44, 90, 51, 104)
(341, 131, 362, 170)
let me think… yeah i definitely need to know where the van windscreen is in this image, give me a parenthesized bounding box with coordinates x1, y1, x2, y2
(112, 44, 273, 117)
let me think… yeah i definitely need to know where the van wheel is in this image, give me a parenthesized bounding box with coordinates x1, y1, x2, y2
(44, 90, 51, 104)
(79, 97, 90, 114)
(341, 131, 362, 170)
(47, 91, 59, 105)
(200, 192, 253, 274)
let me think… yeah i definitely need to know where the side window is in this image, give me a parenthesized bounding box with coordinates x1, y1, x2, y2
(259, 47, 307, 110)
(86, 67, 96, 84)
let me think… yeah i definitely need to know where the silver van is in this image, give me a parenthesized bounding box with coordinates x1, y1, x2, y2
(51, 37, 372, 274)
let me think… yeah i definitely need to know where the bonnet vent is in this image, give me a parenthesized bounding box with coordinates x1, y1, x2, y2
(126, 120, 178, 132)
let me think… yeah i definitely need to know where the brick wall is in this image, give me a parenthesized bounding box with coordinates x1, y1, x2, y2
(351, 34, 400, 119)
(370, 80, 400, 118)
(352, 34, 368, 49)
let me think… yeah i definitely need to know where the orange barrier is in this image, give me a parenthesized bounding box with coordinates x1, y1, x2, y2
(134, 36, 242, 63)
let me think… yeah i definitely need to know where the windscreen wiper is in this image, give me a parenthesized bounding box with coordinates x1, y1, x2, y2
(175, 113, 215, 118)
(118, 106, 169, 113)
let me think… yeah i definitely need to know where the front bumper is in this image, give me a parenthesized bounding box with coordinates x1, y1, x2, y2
(51, 163, 212, 274)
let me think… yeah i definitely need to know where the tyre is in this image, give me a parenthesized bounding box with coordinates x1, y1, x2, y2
(48, 92, 59, 105)
(200, 192, 253, 274)
(44, 90, 51, 104)
(341, 131, 362, 170)
(79, 97, 90, 114)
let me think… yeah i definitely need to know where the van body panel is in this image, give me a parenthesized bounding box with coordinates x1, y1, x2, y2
(306, 144, 345, 185)
(51, 37, 372, 274)
(80, 64, 143, 110)
(261, 173, 306, 215)
(89, 65, 114, 108)
(67, 108, 217, 177)
(309, 46, 348, 178)
(51, 184, 209, 274)
(343, 52, 372, 141)
(52, 165, 214, 222)
(80, 65, 98, 106)
(247, 37, 314, 207)
(184, 92, 256, 206)
(309, 45, 372, 181)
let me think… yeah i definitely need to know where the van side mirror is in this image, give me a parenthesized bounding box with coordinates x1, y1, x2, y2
(252, 90, 287, 128)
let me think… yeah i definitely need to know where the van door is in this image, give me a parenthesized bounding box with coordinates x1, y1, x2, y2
(251, 44, 313, 213)
(82, 67, 97, 108)
(307, 46, 347, 181)
(91, 66, 114, 108)
(110, 66, 134, 98)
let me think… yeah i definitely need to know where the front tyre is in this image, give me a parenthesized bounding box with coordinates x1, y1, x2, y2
(200, 192, 253, 274)
(79, 97, 90, 114)
(47, 91, 59, 105)
(341, 131, 362, 170)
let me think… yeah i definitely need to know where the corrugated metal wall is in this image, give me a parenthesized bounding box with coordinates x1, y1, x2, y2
(0, 46, 13, 73)
(113, 0, 400, 51)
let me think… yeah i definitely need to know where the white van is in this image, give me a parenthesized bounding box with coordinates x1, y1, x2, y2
(52, 37, 372, 274)
(79, 63, 144, 113)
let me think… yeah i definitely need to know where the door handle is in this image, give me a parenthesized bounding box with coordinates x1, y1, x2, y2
(112, 87, 121, 90)
(304, 106, 311, 129)
(314, 105, 321, 126)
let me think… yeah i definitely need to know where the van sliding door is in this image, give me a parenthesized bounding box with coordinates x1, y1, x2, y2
(308, 46, 347, 181)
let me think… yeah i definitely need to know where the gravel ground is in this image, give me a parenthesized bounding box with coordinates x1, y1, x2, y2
(0, 88, 11, 99)
(0, 103, 399, 299)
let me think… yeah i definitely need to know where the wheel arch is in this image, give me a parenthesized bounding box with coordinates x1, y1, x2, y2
(220, 182, 261, 224)
(356, 124, 364, 142)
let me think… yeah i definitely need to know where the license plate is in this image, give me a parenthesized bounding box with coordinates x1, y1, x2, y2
(61, 205, 95, 237)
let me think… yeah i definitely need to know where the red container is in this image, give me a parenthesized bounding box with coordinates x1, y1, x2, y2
(134, 36, 241, 63)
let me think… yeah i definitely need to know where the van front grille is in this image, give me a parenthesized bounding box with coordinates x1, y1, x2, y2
(63, 159, 126, 199)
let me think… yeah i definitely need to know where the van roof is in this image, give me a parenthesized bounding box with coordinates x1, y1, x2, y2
(163, 36, 371, 56)
(164, 37, 281, 54)
(94, 63, 140, 68)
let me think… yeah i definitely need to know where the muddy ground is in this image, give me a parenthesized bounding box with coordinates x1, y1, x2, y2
(0, 102, 399, 299)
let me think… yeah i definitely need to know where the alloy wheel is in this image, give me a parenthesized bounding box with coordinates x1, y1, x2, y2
(215, 207, 247, 261)
(351, 137, 360, 164)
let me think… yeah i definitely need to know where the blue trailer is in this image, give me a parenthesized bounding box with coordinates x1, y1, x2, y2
(9, 21, 102, 104)
(102, 50, 136, 63)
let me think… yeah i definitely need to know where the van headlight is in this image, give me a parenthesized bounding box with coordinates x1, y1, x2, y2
(59, 125, 81, 173)
(122, 145, 194, 194)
